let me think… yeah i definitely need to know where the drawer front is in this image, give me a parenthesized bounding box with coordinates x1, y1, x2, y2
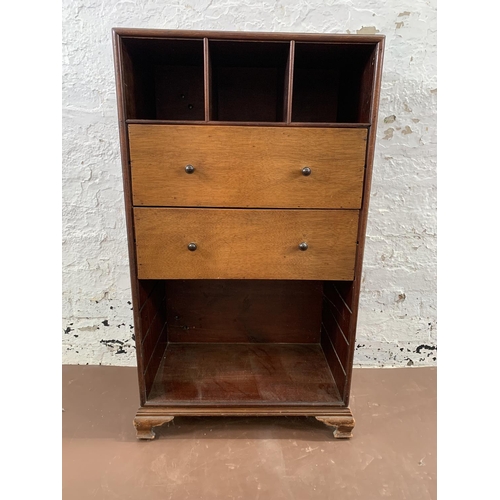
(134, 208, 359, 280)
(129, 125, 367, 209)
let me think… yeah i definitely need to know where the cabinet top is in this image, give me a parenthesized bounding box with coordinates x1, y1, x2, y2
(112, 28, 385, 44)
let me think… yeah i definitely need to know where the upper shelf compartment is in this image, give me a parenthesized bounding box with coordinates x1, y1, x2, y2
(208, 40, 290, 122)
(292, 42, 376, 124)
(120, 38, 205, 120)
(117, 34, 378, 125)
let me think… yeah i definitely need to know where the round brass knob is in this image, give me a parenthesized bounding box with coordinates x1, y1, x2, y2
(187, 243, 197, 251)
(302, 167, 311, 176)
(185, 164, 195, 174)
(299, 242, 308, 251)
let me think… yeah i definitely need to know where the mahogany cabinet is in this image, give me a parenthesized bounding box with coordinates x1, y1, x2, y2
(112, 28, 384, 439)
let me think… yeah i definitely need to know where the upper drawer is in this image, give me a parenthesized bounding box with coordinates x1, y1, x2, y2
(128, 125, 367, 209)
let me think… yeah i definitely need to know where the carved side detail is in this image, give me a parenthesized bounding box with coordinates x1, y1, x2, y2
(133, 416, 174, 440)
(316, 415, 355, 439)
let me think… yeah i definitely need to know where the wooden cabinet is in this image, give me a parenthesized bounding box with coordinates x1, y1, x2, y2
(113, 29, 385, 439)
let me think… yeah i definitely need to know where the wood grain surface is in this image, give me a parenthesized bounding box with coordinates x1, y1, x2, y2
(321, 282, 353, 400)
(139, 281, 168, 396)
(113, 29, 385, 422)
(342, 38, 385, 406)
(147, 343, 342, 405)
(129, 125, 367, 208)
(134, 208, 359, 280)
(113, 27, 385, 44)
(166, 280, 323, 343)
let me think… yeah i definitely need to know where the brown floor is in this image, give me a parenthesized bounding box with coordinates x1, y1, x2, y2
(62, 365, 436, 500)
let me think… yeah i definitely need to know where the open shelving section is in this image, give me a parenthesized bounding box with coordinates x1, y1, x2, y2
(136, 279, 348, 408)
(120, 35, 377, 125)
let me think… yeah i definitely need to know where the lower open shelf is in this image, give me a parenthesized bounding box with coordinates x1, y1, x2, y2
(146, 343, 342, 406)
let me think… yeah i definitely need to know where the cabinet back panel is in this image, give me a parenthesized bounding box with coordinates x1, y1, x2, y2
(213, 67, 283, 122)
(292, 67, 339, 123)
(209, 40, 289, 122)
(166, 280, 323, 343)
(155, 65, 205, 120)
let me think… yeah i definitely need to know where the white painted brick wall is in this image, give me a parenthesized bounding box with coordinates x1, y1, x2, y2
(62, 0, 437, 367)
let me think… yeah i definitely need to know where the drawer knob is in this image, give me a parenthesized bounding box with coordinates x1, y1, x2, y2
(185, 164, 195, 174)
(187, 242, 197, 251)
(302, 167, 311, 176)
(299, 242, 308, 251)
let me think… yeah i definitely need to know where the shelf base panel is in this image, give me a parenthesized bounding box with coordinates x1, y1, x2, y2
(147, 343, 342, 405)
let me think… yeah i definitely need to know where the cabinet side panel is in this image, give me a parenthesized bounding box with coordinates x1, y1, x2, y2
(120, 44, 137, 119)
(320, 325, 346, 400)
(141, 281, 168, 396)
(343, 39, 385, 406)
(120, 39, 156, 120)
(112, 30, 148, 404)
(358, 46, 377, 123)
(321, 282, 352, 401)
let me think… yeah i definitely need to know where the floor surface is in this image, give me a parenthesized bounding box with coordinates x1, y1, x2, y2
(62, 365, 436, 499)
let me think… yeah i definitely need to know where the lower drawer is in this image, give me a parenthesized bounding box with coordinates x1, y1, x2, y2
(134, 208, 359, 280)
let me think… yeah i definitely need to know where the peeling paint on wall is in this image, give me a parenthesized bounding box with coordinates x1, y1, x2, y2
(62, 0, 437, 367)
(383, 128, 395, 140)
(356, 26, 380, 34)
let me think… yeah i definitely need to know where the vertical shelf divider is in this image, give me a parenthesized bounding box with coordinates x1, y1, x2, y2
(285, 41, 295, 124)
(203, 38, 210, 122)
